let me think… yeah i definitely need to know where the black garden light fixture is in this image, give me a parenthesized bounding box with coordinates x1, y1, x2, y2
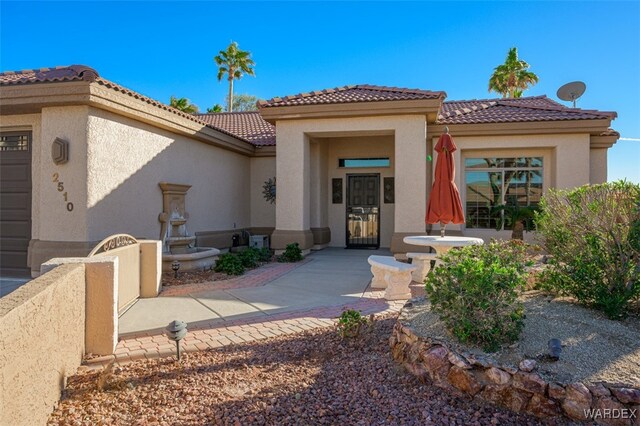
(171, 260, 180, 278)
(166, 320, 187, 361)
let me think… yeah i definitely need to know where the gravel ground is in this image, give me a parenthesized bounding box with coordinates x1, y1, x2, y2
(48, 317, 549, 426)
(404, 292, 640, 386)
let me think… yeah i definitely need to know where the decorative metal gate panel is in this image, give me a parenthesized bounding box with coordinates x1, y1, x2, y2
(346, 174, 380, 248)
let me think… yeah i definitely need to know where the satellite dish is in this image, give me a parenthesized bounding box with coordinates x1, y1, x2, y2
(557, 81, 586, 108)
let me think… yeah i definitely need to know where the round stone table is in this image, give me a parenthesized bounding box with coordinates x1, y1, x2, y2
(403, 235, 484, 281)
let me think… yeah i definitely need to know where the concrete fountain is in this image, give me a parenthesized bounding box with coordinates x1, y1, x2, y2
(158, 183, 219, 272)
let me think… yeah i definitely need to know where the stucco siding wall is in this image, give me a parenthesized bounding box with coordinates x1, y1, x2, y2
(0, 113, 42, 240)
(0, 263, 86, 426)
(250, 156, 276, 228)
(40, 107, 91, 241)
(327, 136, 395, 248)
(85, 107, 251, 241)
(590, 148, 608, 184)
(275, 115, 427, 242)
(446, 133, 590, 237)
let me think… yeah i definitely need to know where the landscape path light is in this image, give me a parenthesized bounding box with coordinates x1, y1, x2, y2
(166, 320, 187, 360)
(171, 260, 180, 278)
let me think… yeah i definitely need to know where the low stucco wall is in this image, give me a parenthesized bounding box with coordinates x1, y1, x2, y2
(0, 263, 86, 426)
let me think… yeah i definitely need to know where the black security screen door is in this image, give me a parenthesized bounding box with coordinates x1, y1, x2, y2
(346, 174, 380, 248)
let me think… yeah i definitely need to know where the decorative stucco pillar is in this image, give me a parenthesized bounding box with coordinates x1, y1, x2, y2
(309, 140, 330, 249)
(390, 116, 429, 255)
(271, 124, 314, 251)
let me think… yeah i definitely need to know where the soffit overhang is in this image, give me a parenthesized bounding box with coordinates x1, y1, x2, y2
(428, 120, 618, 149)
(0, 81, 258, 156)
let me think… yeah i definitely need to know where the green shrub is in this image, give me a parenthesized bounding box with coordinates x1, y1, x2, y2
(536, 181, 640, 319)
(214, 253, 245, 276)
(238, 247, 260, 268)
(425, 240, 529, 352)
(337, 309, 369, 338)
(277, 242, 303, 263)
(257, 247, 273, 262)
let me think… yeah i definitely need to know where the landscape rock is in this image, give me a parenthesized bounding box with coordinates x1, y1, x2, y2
(610, 387, 640, 405)
(513, 371, 547, 395)
(485, 367, 512, 385)
(447, 366, 482, 396)
(548, 382, 566, 400)
(526, 393, 561, 418)
(562, 383, 592, 420)
(593, 397, 630, 426)
(519, 359, 537, 373)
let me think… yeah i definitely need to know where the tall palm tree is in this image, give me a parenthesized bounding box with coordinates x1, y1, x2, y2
(214, 41, 255, 112)
(169, 96, 199, 114)
(488, 47, 539, 98)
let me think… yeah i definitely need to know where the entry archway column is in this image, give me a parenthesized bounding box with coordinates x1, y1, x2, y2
(271, 124, 314, 251)
(390, 116, 429, 254)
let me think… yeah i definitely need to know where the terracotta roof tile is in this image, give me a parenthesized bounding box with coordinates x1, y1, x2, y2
(438, 96, 616, 124)
(258, 84, 446, 108)
(0, 65, 261, 147)
(0, 65, 99, 84)
(196, 112, 275, 146)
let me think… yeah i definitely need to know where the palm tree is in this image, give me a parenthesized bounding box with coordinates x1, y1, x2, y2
(169, 96, 199, 114)
(214, 41, 255, 112)
(207, 104, 224, 113)
(488, 47, 539, 98)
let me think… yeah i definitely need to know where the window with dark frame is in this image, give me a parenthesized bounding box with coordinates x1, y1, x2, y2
(338, 158, 390, 168)
(0, 132, 30, 152)
(464, 157, 543, 230)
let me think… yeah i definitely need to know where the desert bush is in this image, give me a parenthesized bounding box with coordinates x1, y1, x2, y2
(257, 247, 273, 262)
(536, 181, 640, 319)
(214, 253, 245, 276)
(337, 309, 369, 338)
(277, 242, 303, 263)
(425, 240, 530, 352)
(238, 247, 260, 268)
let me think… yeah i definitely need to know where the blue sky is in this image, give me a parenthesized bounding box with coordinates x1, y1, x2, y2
(1, 1, 638, 182)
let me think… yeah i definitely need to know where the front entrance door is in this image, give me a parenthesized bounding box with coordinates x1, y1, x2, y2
(346, 174, 380, 248)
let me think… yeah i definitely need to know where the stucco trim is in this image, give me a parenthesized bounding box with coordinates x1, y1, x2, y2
(311, 227, 331, 245)
(427, 120, 614, 139)
(260, 99, 442, 124)
(590, 135, 618, 148)
(270, 229, 314, 250)
(0, 81, 260, 156)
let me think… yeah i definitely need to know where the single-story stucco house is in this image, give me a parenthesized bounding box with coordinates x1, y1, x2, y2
(0, 65, 619, 277)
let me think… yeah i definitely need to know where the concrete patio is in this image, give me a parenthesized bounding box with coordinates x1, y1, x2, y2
(119, 248, 389, 336)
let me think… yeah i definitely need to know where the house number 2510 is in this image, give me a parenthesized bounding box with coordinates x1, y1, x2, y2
(52, 172, 74, 211)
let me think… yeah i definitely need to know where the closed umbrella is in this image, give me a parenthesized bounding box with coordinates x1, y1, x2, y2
(426, 128, 465, 237)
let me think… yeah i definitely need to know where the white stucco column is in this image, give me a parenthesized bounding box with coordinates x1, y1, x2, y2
(272, 123, 313, 250)
(393, 116, 427, 232)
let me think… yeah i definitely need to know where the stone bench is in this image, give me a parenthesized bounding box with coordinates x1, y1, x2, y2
(407, 252, 439, 282)
(367, 255, 417, 300)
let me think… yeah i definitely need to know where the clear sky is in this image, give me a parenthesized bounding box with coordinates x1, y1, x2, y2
(1, 1, 638, 182)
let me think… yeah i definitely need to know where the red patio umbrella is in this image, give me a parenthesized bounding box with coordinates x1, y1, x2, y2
(426, 129, 465, 237)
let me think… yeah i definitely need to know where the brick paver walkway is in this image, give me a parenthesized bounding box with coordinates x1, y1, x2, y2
(85, 258, 425, 370)
(160, 258, 312, 297)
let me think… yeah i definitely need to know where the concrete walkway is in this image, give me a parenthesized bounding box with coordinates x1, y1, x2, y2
(0, 275, 31, 297)
(119, 248, 391, 336)
(82, 248, 415, 368)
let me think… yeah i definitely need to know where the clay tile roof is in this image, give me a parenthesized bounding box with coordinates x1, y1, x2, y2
(196, 111, 275, 146)
(258, 84, 446, 108)
(0, 65, 263, 147)
(438, 95, 616, 124)
(0, 65, 99, 85)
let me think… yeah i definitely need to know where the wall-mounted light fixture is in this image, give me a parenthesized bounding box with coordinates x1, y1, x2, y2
(51, 137, 69, 164)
